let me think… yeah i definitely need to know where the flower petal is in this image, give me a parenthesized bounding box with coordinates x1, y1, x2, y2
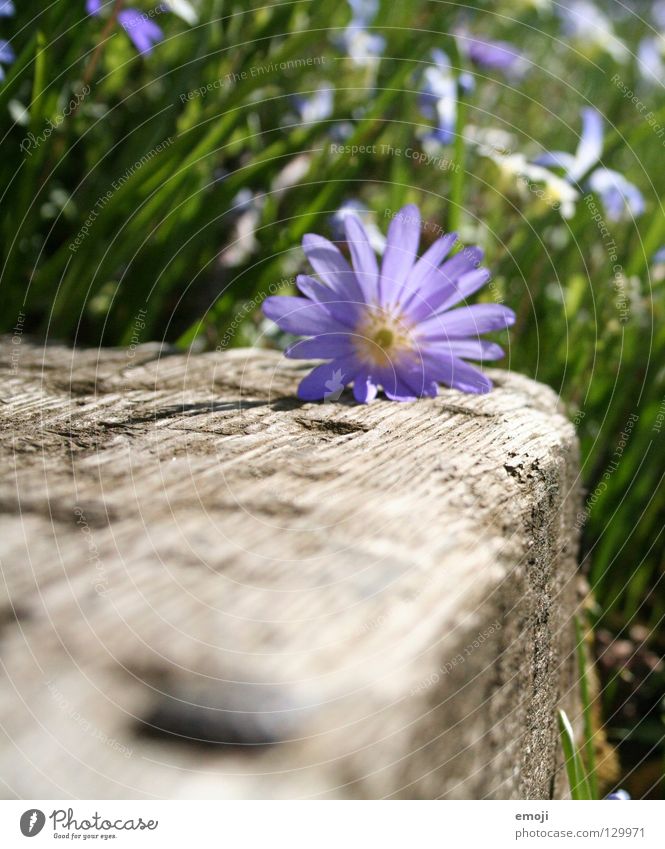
(382, 378, 419, 402)
(380, 204, 421, 305)
(463, 36, 522, 73)
(353, 370, 379, 404)
(0, 37, 15, 65)
(423, 352, 493, 393)
(418, 303, 516, 339)
(406, 247, 484, 321)
(297, 357, 359, 401)
(262, 295, 352, 335)
(400, 231, 458, 306)
(398, 365, 439, 399)
(295, 275, 363, 325)
(372, 361, 437, 401)
(532, 150, 577, 174)
(426, 339, 505, 361)
(435, 267, 492, 312)
(571, 107, 604, 182)
(285, 333, 354, 360)
(118, 10, 164, 55)
(344, 214, 380, 301)
(589, 167, 645, 221)
(302, 234, 363, 300)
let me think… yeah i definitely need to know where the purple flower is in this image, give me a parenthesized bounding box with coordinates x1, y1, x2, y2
(460, 34, 524, 75)
(117, 9, 164, 55)
(0, 38, 14, 63)
(262, 204, 514, 403)
(340, 0, 384, 67)
(0, 37, 14, 81)
(419, 50, 474, 146)
(638, 36, 665, 86)
(347, 0, 379, 26)
(341, 24, 385, 66)
(0, 0, 15, 16)
(654, 1, 665, 28)
(87, 3, 165, 55)
(588, 168, 645, 221)
(606, 789, 631, 800)
(534, 108, 644, 222)
(292, 86, 334, 125)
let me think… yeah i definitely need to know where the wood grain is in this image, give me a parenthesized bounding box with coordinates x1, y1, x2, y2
(0, 339, 581, 799)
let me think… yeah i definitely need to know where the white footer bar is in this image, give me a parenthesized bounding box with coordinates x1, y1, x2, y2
(1, 800, 664, 848)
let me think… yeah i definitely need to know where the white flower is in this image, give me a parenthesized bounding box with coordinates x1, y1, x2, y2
(485, 150, 580, 218)
(557, 1, 629, 62)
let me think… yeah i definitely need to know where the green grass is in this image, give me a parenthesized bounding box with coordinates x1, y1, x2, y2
(559, 709, 594, 800)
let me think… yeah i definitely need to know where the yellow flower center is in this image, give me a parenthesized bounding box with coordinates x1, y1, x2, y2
(353, 307, 415, 368)
(372, 327, 394, 349)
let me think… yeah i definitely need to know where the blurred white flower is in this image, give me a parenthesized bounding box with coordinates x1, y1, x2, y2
(503, 0, 551, 10)
(637, 35, 665, 86)
(163, 0, 198, 25)
(557, 1, 629, 62)
(653, 1, 665, 29)
(484, 150, 580, 218)
(341, 24, 385, 68)
(292, 86, 334, 124)
(534, 108, 645, 221)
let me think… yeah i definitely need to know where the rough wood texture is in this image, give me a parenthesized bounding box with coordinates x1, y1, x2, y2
(0, 339, 581, 799)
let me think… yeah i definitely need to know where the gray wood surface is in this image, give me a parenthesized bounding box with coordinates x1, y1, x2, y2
(0, 339, 581, 799)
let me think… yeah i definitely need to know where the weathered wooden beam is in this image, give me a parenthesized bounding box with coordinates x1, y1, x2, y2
(0, 339, 580, 799)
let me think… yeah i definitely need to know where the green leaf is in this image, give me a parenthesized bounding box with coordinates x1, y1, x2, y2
(558, 709, 593, 800)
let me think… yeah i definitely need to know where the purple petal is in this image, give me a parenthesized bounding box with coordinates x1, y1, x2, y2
(605, 790, 631, 800)
(380, 204, 421, 305)
(285, 333, 354, 360)
(297, 357, 359, 401)
(398, 365, 439, 399)
(423, 352, 493, 393)
(0, 38, 15, 65)
(295, 274, 363, 325)
(532, 150, 577, 174)
(572, 107, 604, 181)
(302, 234, 363, 301)
(400, 231, 458, 306)
(589, 167, 645, 221)
(373, 361, 438, 401)
(262, 295, 352, 335)
(292, 86, 334, 124)
(426, 339, 505, 361)
(86, 0, 103, 14)
(435, 267, 492, 312)
(463, 36, 522, 73)
(419, 51, 458, 146)
(118, 10, 164, 55)
(344, 214, 380, 301)
(353, 370, 378, 404)
(418, 303, 516, 339)
(407, 247, 484, 321)
(383, 376, 419, 402)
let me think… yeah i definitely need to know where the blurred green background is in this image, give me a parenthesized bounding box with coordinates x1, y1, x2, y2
(0, 0, 663, 796)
